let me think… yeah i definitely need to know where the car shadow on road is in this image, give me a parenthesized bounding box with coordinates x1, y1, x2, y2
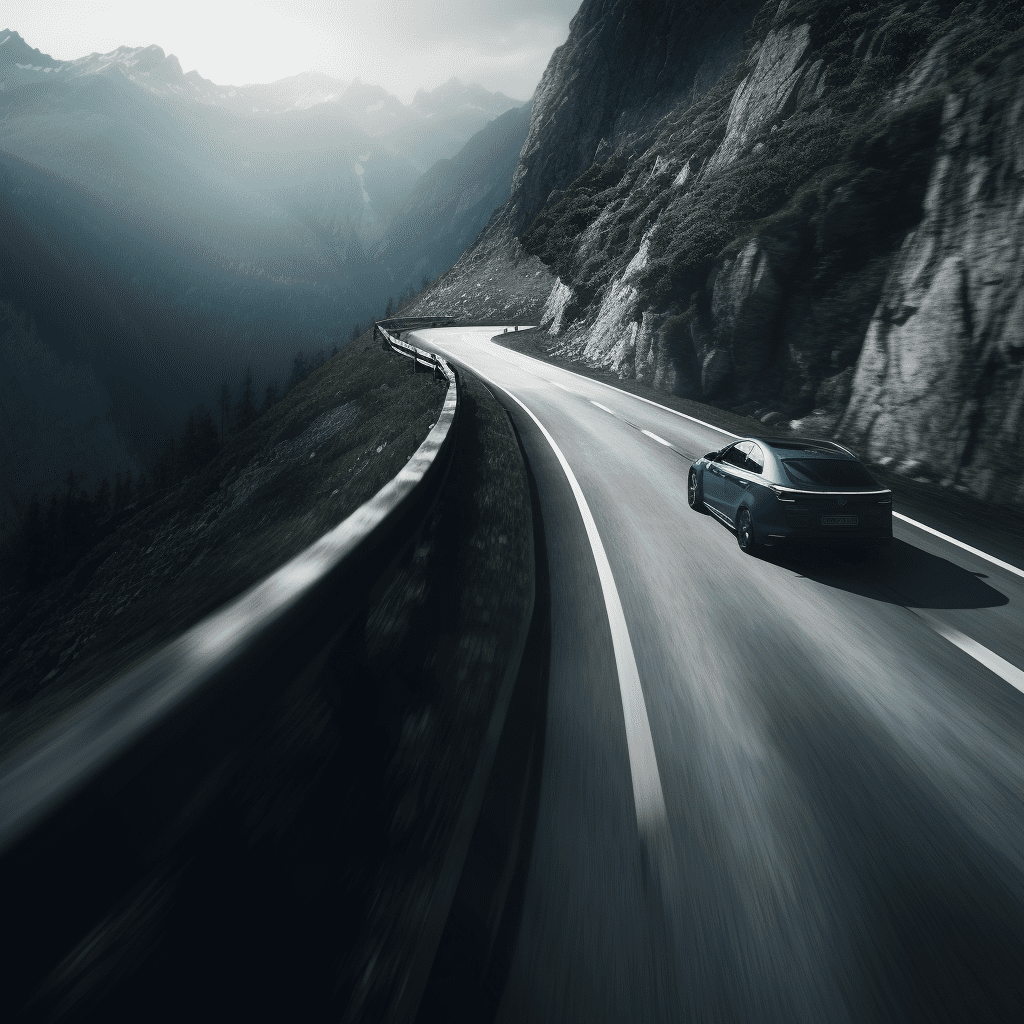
(760, 539, 1009, 610)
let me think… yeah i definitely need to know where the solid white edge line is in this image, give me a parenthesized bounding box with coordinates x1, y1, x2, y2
(582, 371, 740, 437)
(925, 618, 1024, 695)
(504, 392, 668, 834)
(591, 400, 616, 415)
(892, 512, 1024, 580)
(422, 340, 669, 838)
(642, 429, 673, 448)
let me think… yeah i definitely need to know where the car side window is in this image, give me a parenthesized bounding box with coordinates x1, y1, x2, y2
(745, 443, 764, 474)
(723, 442, 751, 468)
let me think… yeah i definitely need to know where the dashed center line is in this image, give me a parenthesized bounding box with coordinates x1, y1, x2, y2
(642, 429, 673, 448)
(591, 400, 615, 415)
(546, 379, 573, 392)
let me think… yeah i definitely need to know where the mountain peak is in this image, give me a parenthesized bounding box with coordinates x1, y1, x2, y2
(0, 28, 60, 69)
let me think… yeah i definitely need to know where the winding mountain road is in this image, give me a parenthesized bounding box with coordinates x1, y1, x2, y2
(409, 325, 1024, 1024)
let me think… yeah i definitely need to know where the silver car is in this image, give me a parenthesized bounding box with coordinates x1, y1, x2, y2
(688, 437, 893, 554)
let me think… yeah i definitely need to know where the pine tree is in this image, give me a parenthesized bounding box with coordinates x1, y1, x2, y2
(153, 437, 177, 492)
(43, 492, 59, 581)
(385, 296, 394, 318)
(288, 351, 310, 392)
(20, 493, 45, 589)
(179, 407, 218, 477)
(261, 382, 280, 413)
(235, 368, 257, 433)
(195, 405, 219, 465)
(218, 381, 233, 443)
(93, 477, 112, 519)
(60, 471, 93, 572)
(351, 323, 361, 343)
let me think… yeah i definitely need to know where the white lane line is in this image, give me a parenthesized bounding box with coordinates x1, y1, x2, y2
(922, 616, 1024, 695)
(642, 429, 673, 448)
(547, 379, 573, 392)
(529, 362, 1024, 580)
(583, 374, 739, 437)
(441, 357, 669, 838)
(893, 512, 1024, 580)
(421, 328, 1024, 581)
(591, 400, 616, 416)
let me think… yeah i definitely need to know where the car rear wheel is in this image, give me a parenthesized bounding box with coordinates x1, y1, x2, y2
(687, 468, 704, 512)
(736, 507, 758, 555)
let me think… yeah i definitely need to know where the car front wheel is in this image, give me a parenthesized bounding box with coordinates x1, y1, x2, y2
(687, 468, 704, 511)
(736, 507, 758, 555)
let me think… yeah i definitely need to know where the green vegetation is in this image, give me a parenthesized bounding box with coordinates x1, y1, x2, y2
(521, 0, 1024, 334)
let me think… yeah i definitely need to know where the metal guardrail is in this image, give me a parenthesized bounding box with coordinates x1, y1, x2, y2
(0, 330, 461, 1014)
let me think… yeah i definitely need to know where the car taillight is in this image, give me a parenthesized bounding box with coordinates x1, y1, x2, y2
(770, 485, 795, 501)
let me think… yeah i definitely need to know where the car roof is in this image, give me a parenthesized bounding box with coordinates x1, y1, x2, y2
(746, 436, 858, 459)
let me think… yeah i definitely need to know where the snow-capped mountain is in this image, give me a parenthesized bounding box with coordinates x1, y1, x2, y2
(0, 33, 522, 168)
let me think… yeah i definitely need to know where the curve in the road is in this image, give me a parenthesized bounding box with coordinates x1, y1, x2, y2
(458, 362, 669, 852)
(408, 324, 1024, 1024)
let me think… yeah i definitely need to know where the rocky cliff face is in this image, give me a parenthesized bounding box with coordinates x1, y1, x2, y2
(838, 70, 1024, 502)
(419, 0, 1024, 507)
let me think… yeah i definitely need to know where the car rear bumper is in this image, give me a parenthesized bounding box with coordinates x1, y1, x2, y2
(761, 525, 893, 545)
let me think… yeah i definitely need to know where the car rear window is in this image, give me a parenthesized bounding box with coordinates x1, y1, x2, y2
(782, 459, 879, 488)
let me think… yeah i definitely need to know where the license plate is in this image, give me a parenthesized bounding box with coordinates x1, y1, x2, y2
(822, 515, 858, 526)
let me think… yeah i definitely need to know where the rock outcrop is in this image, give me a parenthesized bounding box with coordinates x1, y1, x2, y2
(838, 74, 1024, 505)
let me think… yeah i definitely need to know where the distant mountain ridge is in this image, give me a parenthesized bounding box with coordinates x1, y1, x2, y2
(374, 102, 534, 293)
(0, 31, 523, 170)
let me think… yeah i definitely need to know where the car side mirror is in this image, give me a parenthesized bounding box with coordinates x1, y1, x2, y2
(704, 452, 718, 461)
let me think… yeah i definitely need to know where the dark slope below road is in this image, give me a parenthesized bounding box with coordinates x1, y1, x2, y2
(2, 336, 536, 1024)
(0, 332, 446, 759)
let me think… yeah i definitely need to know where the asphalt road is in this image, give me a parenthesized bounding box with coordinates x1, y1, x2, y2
(409, 326, 1024, 1024)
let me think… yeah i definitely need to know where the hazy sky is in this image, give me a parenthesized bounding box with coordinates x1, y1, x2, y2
(6, 0, 582, 101)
